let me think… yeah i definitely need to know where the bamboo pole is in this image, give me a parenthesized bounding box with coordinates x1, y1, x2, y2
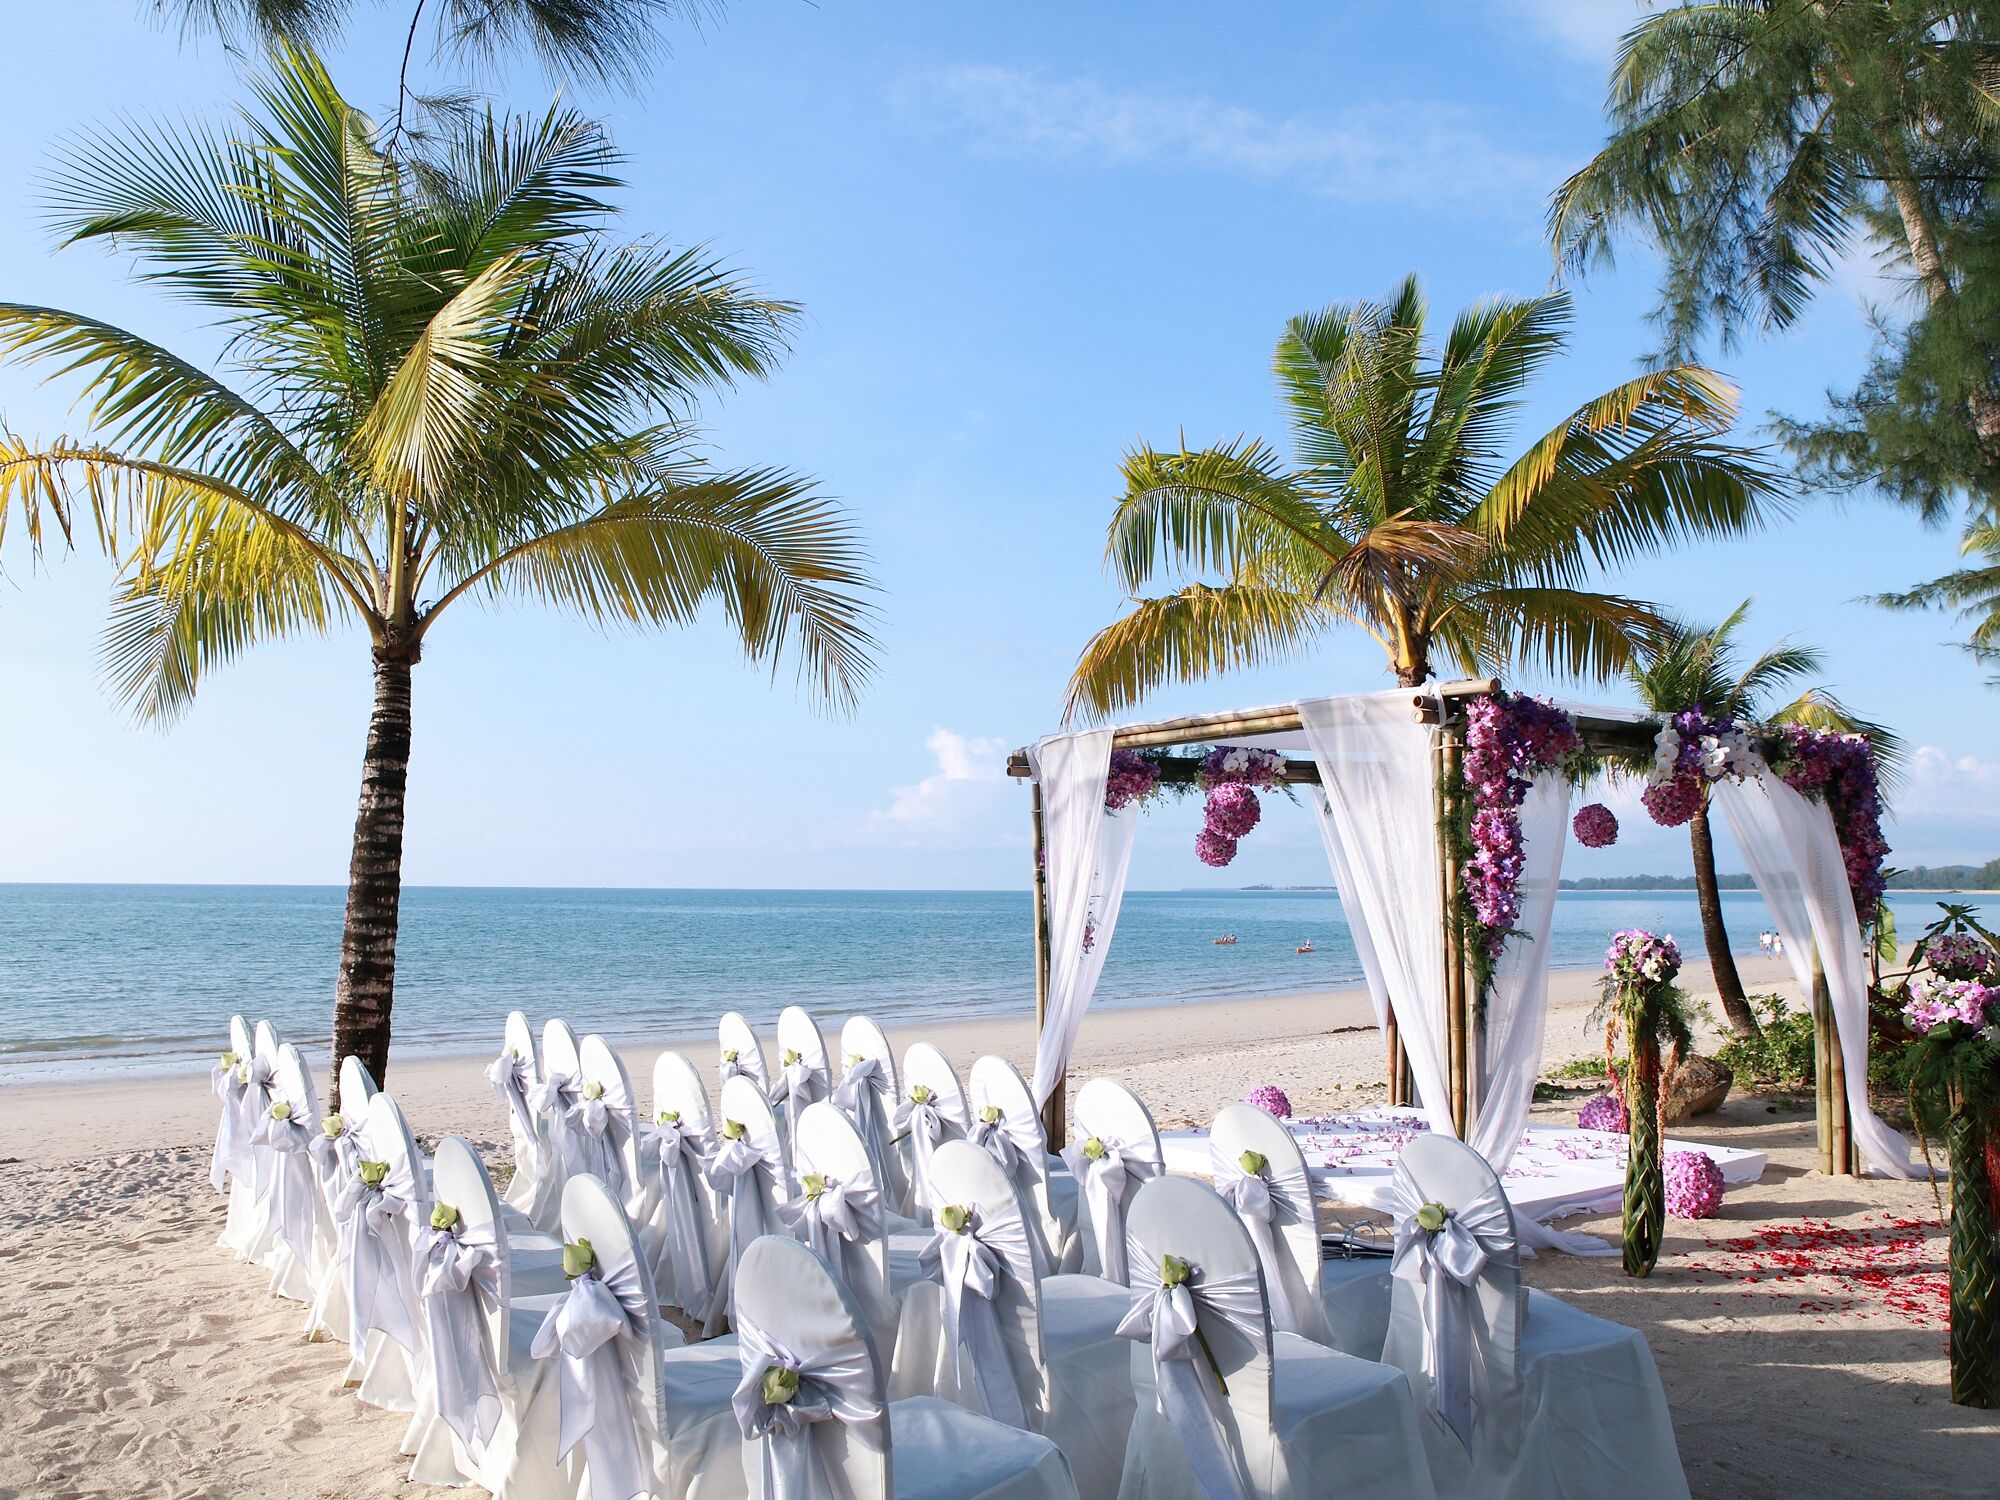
(1384, 1007, 1404, 1106)
(1810, 947, 1837, 1176)
(1439, 724, 1469, 1139)
(1030, 782, 1063, 1146)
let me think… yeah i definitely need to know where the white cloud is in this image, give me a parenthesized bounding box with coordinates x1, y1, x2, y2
(860, 727, 1018, 849)
(902, 65, 1557, 218)
(1901, 745, 2000, 814)
(1494, 0, 1643, 65)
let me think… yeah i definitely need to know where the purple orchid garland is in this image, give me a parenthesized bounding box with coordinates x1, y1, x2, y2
(1458, 694, 1582, 976)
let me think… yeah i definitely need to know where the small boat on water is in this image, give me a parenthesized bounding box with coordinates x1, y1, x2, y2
(1296, 939, 1315, 954)
(1213, 934, 1238, 945)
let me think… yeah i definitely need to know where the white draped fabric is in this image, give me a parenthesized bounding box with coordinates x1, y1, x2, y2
(1296, 692, 1454, 1135)
(1028, 730, 1139, 1109)
(1714, 774, 1921, 1179)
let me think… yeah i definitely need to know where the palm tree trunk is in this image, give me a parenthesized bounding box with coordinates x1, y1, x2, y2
(331, 647, 415, 1105)
(1689, 795, 1758, 1037)
(1882, 168, 2000, 449)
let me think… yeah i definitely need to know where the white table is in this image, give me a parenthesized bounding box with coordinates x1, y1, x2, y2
(1161, 1106, 1767, 1226)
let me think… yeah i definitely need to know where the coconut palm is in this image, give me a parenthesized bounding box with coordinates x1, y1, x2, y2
(1064, 274, 1785, 718)
(0, 47, 875, 1095)
(1623, 602, 1902, 1035)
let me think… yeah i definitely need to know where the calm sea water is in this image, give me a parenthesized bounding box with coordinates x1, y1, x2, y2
(0, 884, 1990, 1080)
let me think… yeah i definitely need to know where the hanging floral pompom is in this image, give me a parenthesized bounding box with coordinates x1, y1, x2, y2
(1577, 1091, 1629, 1133)
(1195, 828, 1238, 867)
(1573, 803, 1619, 848)
(1244, 1084, 1293, 1120)
(1664, 1150, 1725, 1219)
(1204, 782, 1262, 839)
(1641, 774, 1703, 828)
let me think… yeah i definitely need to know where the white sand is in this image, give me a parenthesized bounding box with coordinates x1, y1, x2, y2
(1, 954, 1994, 1497)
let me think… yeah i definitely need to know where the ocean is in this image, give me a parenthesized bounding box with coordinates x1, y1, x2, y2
(0, 884, 1990, 1080)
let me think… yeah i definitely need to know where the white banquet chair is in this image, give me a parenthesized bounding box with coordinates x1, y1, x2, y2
(1381, 1135, 1690, 1500)
(1059, 1078, 1164, 1286)
(643, 1049, 724, 1315)
(700, 1073, 793, 1335)
(253, 1042, 332, 1302)
(719, 1010, 772, 1096)
(211, 1014, 261, 1254)
(1209, 1102, 1391, 1357)
(891, 1141, 1134, 1498)
(523, 1173, 689, 1500)
(731, 1234, 1081, 1500)
(1117, 1175, 1436, 1500)
(230, 1020, 285, 1261)
(571, 1033, 644, 1202)
(401, 1135, 571, 1491)
(785, 1099, 930, 1353)
(339, 1050, 380, 1111)
(896, 1043, 971, 1223)
(489, 1011, 546, 1217)
(525, 1019, 582, 1231)
(967, 1056, 1081, 1274)
(773, 1004, 834, 1149)
(327, 1090, 430, 1410)
(836, 1015, 907, 1208)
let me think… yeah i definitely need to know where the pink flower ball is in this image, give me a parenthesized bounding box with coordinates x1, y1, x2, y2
(1244, 1084, 1293, 1120)
(1195, 828, 1238, 867)
(1641, 774, 1703, 828)
(1664, 1150, 1725, 1219)
(1204, 782, 1262, 839)
(1573, 802, 1619, 848)
(1576, 1091, 1629, 1133)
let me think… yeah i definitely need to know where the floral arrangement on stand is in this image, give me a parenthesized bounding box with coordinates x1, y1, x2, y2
(1576, 1091, 1629, 1134)
(1665, 1150, 1725, 1219)
(1449, 693, 1585, 1007)
(1244, 1084, 1293, 1120)
(1897, 965, 2000, 1406)
(1595, 929, 1694, 1278)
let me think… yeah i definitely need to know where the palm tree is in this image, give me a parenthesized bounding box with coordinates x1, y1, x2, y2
(1548, 0, 2000, 442)
(1873, 521, 2000, 683)
(1623, 602, 1902, 1036)
(0, 47, 876, 1096)
(1064, 274, 1784, 717)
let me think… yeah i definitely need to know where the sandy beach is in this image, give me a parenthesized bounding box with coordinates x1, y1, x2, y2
(2, 953, 1994, 1498)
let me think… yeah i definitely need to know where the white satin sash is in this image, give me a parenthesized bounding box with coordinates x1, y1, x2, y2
(1208, 1141, 1330, 1343)
(1060, 1133, 1162, 1285)
(776, 1171, 882, 1274)
(486, 1051, 542, 1160)
(529, 1255, 659, 1500)
(773, 1055, 830, 1147)
(732, 1314, 883, 1500)
(254, 1109, 320, 1267)
(703, 1125, 784, 1333)
(330, 1165, 420, 1352)
(210, 1059, 249, 1193)
(565, 1091, 632, 1193)
(1386, 1159, 1517, 1450)
(413, 1220, 504, 1447)
(1117, 1258, 1265, 1500)
(889, 1096, 957, 1220)
(830, 1057, 894, 1188)
(918, 1203, 1038, 1427)
(527, 1070, 580, 1194)
(640, 1114, 714, 1313)
(722, 1051, 770, 1095)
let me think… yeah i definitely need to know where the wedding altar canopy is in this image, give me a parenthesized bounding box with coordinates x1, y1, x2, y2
(1007, 682, 1920, 1184)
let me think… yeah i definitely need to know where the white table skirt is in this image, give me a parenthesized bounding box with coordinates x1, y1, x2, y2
(1160, 1108, 1766, 1228)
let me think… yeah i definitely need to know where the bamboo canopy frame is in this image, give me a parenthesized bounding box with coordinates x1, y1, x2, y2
(1007, 680, 1860, 1174)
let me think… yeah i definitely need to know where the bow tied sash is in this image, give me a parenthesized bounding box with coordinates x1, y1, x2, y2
(639, 1115, 714, 1312)
(529, 1257, 658, 1500)
(254, 1109, 321, 1265)
(703, 1129, 784, 1330)
(330, 1167, 420, 1352)
(776, 1172, 881, 1267)
(210, 1060, 250, 1193)
(830, 1057, 896, 1186)
(310, 1130, 360, 1212)
(889, 1097, 956, 1219)
(773, 1055, 830, 1142)
(966, 1107, 1042, 1181)
(918, 1206, 1037, 1427)
(732, 1316, 883, 1500)
(413, 1221, 504, 1446)
(1386, 1159, 1518, 1450)
(486, 1052, 542, 1157)
(1116, 1257, 1266, 1500)
(528, 1070, 580, 1177)
(721, 1051, 770, 1094)
(1208, 1141, 1326, 1341)
(564, 1090, 632, 1190)
(1060, 1134, 1163, 1285)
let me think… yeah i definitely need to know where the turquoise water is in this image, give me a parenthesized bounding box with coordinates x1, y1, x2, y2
(0, 884, 1989, 1078)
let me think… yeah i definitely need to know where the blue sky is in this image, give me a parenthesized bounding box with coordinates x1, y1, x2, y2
(0, 0, 1995, 890)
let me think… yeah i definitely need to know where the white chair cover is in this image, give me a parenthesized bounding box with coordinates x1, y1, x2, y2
(254, 1043, 329, 1302)
(528, 1173, 673, 1500)
(1117, 1176, 1435, 1500)
(775, 1006, 835, 1152)
(836, 1016, 907, 1209)
(642, 1051, 722, 1317)
(1061, 1079, 1164, 1286)
(1381, 1135, 1688, 1500)
(783, 1100, 910, 1352)
(704, 1076, 793, 1336)
(721, 1010, 774, 1096)
(968, 1056, 1080, 1275)
(489, 1011, 545, 1216)
(572, 1034, 644, 1203)
(897, 1045, 971, 1223)
(525, 1019, 583, 1232)
(334, 1093, 429, 1411)
(1206, 1105, 1344, 1349)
